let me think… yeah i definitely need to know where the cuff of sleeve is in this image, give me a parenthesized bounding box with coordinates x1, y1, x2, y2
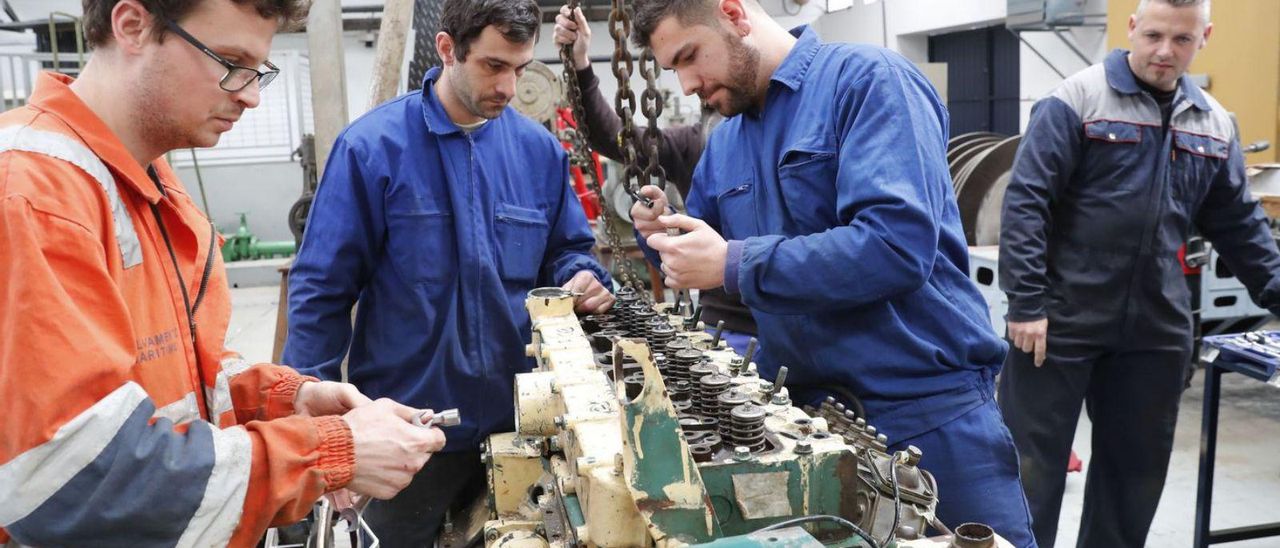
(577, 66, 598, 92)
(1006, 297, 1048, 322)
(268, 372, 320, 419)
(723, 240, 745, 295)
(313, 415, 356, 491)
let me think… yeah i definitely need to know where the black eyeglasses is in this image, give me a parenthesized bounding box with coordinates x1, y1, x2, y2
(165, 20, 279, 92)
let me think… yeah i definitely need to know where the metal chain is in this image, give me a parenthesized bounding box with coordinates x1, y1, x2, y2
(605, 0, 655, 300)
(638, 46, 667, 186)
(561, 0, 650, 298)
(608, 0, 643, 200)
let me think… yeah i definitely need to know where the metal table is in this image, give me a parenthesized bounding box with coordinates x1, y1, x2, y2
(1194, 350, 1280, 547)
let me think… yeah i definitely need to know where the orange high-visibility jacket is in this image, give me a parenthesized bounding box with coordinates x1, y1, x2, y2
(0, 73, 355, 546)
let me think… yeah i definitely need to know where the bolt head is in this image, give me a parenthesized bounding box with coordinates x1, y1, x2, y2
(905, 445, 922, 466)
(734, 446, 751, 461)
(794, 439, 813, 455)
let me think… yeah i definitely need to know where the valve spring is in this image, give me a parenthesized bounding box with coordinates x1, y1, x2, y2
(612, 293, 639, 328)
(580, 313, 614, 334)
(590, 329, 627, 354)
(653, 353, 669, 376)
(687, 363, 717, 414)
(671, 379, 695, 417)
(670, 379, 693, 403)
(630, 309, 657, 338)
(717, 389, 751, 438)
(697, 373, 731, 418)
(622, 372, 644, 399)
(728, 402, 767, 453)
(669, 348, 703, 386)
(664, 338, 691, 358)
(647, 318, 675, 348)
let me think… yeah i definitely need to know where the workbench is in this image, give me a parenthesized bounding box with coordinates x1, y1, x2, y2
(1194, 333, 1280, 547)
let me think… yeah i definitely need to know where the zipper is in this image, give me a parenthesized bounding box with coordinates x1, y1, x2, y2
(150, 203, 198, 347)
(466, 132, 489, 433)
(147, 169, 219, 420)
(191, 222, 216, 316)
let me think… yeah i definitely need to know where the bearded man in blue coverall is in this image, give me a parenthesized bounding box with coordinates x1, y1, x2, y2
(999, 1, 1280, 546)
(626, 0, 1036, 545)
(283, 0, 614, 545)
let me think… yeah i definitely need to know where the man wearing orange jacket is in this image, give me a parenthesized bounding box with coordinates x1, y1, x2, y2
(0, 0, 446, 545)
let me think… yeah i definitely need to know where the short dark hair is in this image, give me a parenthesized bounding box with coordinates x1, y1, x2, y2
(632, 0, 717, 49)
(1137, 0, 1210, 23)
(441, 0, 542, 62)
(82, 0, 309, 49)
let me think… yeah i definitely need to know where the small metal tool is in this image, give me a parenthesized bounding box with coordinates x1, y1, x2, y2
(413, 408, 460, 428)
(337, 495, 379, 548)
(629, 188, 655, 208)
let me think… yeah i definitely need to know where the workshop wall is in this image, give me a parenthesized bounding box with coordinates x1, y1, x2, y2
(815, 0, 1107, 132)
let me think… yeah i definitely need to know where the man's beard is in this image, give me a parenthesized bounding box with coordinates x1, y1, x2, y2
(449, 64, 508, 120)
(711, 30, 761, 117)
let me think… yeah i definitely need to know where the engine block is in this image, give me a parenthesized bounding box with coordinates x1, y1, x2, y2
(481, 287, 1004, 548)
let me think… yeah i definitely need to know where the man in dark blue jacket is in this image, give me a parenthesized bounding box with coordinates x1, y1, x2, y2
(627, 0, 1035, 545)
(999, 1, 1280, 546)
(283, 0, 613, 544)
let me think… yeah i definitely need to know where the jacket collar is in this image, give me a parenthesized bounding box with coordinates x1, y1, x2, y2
(1104, 48, 1211, 111)
(770, 25, 822, 92)
(28, 72, 165, 203)
(420, 66, 504, 137)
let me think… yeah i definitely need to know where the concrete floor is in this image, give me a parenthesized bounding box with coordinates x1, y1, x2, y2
(226, 286, 1280, 548)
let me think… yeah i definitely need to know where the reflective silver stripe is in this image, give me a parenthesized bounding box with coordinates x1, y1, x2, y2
(0, 125, 142, 268)
(174, 426, 251, 548)
(0, 382, 149, 525)
(204, 370, 234, 419)
(220, 356, 251, 378)
(153, 392, 201, 425)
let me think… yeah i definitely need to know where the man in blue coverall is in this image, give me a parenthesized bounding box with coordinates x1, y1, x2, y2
(627, 0, 1036, 545)
(283, 0, 614, 544)
(999, 1, 1280, 546)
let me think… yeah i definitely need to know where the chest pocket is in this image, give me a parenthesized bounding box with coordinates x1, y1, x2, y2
(386, 208, 455, 284)
(494, 202, 550, 282)
(778, 146, 839, 232)
(1082, 120, 1147, 194)
(716, 181, 759, 239)
(1171, 130, 1230, 205)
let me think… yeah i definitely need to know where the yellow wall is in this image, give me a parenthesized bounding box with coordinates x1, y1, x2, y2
(1108, 0, 1280, 163)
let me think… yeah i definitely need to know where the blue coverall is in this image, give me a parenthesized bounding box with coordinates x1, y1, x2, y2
(283, 67, 609, 545)
(648, 27, 1037, 546)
